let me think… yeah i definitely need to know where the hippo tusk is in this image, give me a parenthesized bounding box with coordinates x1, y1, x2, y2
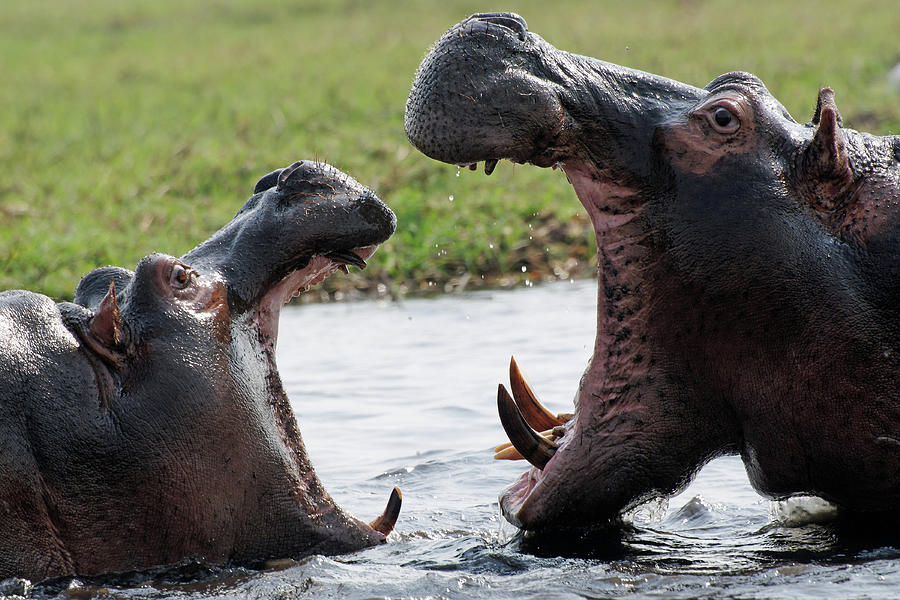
(509, 357, 567, 431)
(484, 159, 499, 175)
(369, 486, 402, 536)
(497, 384, 558, 470)
(494, 429, 555, 452)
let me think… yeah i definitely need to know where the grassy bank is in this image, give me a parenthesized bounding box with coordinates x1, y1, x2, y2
(1, 0, 898, 300)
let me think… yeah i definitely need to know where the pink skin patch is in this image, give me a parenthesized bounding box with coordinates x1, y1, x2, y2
(255, 246, 378, 355)
(499, 161, 654, 526)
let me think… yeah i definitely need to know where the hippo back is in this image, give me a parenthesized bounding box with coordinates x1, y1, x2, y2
(0, 291, 90, 578)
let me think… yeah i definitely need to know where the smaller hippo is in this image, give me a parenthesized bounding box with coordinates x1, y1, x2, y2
(406, 13, 899, 533)
(0, 161, 400, 582)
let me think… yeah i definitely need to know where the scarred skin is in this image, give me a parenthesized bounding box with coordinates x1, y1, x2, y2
(0, 161, 397, 581)
(406, 13, 900, 532)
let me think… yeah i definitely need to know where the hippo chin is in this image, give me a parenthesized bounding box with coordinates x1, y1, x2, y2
(0, 161, 400, 582)
(406, 14, 900, 532)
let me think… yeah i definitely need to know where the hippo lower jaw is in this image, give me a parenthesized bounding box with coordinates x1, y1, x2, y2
(247, 241, 405, 540)
(493, 162, 650, 530)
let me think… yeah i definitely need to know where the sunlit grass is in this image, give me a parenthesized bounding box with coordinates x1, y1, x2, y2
(1, 0, 897, 299)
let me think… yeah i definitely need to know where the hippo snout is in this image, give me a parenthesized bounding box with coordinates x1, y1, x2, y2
(183, 160, 395, 310)
(354, 191, 397, 242)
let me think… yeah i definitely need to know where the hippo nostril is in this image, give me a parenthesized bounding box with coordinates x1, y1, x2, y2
(466, 12, 528, 41)
(276, 161, 305, 190)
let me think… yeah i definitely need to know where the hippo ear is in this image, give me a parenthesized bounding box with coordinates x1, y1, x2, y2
(89, 281, 126, 351)
(799, 88, 854, 209)
(253, 169, 283, 194)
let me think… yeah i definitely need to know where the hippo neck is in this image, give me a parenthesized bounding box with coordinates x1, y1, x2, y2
(562, 162, 655, 409)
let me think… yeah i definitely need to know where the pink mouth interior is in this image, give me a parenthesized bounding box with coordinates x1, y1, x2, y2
(500, 159, 639, 525)
(256, 246, 377, 353)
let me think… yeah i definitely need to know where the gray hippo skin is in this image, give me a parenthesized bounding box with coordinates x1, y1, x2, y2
(406, 13, 899, 532)
(0, 161, 400, 581)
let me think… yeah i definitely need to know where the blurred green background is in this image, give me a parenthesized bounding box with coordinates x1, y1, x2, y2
(1, 0, 898, 300)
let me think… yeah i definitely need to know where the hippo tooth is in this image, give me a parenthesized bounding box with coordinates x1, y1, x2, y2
(338, 265, 350, 275)
(493, 428, 554, 452)
(493, 445, 524, 460)
(497, 383, 558, 470)
(493, 428, 556, 460)
(468, 163, 478, 171)
(325, 250, 367, 270)
(508, 356, 567, 431)
(484, 159, 499, 176)
(369, 486, 403, 536)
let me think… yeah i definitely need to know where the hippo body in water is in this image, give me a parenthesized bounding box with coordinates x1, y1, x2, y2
(406, 14, 899, 532)
(0, 161, 400, 581)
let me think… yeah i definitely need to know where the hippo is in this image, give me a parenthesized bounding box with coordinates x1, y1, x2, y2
(405, 13, 900, 533)
(0, 161, 401, 582)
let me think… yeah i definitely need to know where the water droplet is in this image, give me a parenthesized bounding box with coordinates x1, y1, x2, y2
(448, 195, 454, 202)
(489, 243, 494, 249)
(456, 166, 461, 177)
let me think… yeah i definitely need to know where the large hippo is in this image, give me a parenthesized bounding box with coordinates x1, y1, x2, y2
(0, 161, 400, 581)
(406, 13, 900, 532)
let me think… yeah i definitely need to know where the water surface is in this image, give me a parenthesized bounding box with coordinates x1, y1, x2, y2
(23, 280, 900, 599)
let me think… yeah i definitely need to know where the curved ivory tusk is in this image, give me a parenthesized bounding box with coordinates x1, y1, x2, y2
(494, 445, 524, 460)
(494, 428, 555, 454)
(509, 356, 566, 431)
(497, 383, 558, 470)
(369, 486, 402, 536)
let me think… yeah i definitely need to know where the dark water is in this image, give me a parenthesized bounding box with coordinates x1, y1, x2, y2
(15, 280, 900, 599)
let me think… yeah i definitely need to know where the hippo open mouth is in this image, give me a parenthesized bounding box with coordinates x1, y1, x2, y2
(180, 160, 403, 540)
(405, 12, 711, 530)
(406, 13, 900, 532)
(254, 247, 375, 354)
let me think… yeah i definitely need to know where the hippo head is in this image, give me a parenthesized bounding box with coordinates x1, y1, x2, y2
(407, 14, 900, 532)
(9, 161, 400, 579)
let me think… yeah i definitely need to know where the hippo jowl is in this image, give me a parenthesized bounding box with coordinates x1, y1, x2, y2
(0, 161, 400, 581)
(406, 13, 900, 532)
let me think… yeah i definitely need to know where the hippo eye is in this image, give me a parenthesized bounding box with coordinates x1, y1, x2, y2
(170, 264, 194, 290)
(706, 104, 740, 134)
(714, 108, 732, 127)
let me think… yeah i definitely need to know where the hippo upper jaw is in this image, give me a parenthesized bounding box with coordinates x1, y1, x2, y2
(183, 161, 396, 314)
(405, 13, 703, 178)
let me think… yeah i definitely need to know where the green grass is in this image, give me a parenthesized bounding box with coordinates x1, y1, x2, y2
(1, 0, 898, 300)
